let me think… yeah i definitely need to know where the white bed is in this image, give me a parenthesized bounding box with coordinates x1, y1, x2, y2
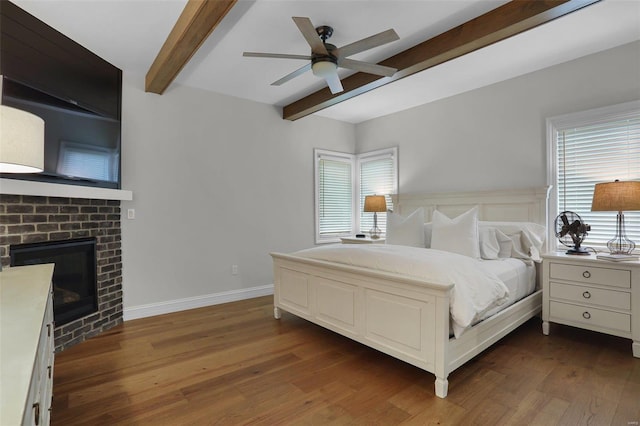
(271, 187, 550, 398)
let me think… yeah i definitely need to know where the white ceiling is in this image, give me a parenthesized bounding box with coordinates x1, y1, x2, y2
(11, 0, 640, 123)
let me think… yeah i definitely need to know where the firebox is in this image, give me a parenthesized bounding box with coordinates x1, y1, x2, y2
(11, 237, 98, 325)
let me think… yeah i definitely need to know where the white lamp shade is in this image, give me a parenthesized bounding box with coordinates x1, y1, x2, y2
(312, 61, 337, 78)
(0, 105, 45, 173)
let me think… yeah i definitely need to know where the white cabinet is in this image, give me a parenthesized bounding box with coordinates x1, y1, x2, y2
(23, 291, 54, 426)
(542, 253, 639, 358)
(0, 264, 55, 425)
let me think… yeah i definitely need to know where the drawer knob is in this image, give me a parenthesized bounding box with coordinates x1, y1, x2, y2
(582, 311, 591, 320)
(33, 402, 40, 425)
(582, 291, 591, 299)
(582, 270, 591, 279)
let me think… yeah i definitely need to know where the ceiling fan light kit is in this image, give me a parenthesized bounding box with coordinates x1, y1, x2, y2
(312, 58, 337, 78)
(243, 17, 399, 95)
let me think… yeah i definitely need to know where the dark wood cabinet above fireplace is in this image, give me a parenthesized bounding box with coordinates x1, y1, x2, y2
(0, 1, 123, 189)
(0, 0, 122, 119)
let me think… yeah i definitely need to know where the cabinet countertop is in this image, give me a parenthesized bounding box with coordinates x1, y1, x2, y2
(0, 264, 55, 425)
(542, 251, 640, 266)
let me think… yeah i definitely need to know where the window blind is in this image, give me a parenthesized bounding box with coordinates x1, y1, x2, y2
(57, 141, 118, 182)
(556, 109, 640, 250)
(317, 156, 353, 237)
(359, 154, 396, 233)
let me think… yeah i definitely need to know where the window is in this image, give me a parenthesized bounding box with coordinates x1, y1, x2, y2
(315, 150, 354, 240)
(315, 147, 398, 243)
(57, 141, 119, 182)
(547, 101, 640, 252)
(358, 149, 397, 235)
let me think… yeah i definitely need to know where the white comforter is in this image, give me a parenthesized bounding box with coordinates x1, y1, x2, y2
(294, 244, 509, 338)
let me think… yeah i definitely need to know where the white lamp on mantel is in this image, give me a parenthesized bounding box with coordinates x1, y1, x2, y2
(0, 104, 45, 173)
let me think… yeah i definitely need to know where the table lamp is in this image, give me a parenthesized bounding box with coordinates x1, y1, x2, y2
(364, 195, 387, 239)
(591, 180, 640, 255)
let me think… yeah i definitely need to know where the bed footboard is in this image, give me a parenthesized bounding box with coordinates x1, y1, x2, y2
(272, 253, 453, 396)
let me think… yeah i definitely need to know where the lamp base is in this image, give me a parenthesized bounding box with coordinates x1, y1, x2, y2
(370, 211, 382, 239)
(607, 212, 636, 255)
(369, 226, 382, 239)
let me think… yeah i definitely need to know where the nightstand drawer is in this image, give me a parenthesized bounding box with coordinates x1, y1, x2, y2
(549, 301, 631, 333)
(549, 282, 631, 310)
(549, 262, 631, 288)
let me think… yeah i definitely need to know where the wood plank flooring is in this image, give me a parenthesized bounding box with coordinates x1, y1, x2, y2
(52, 296, 640, 425)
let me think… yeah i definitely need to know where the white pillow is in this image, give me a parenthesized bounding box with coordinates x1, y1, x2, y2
(479, 227, 500, 259)
(479, 221, 546, 262)
(386, 208, 425, 247)
(431, 206, 481, 258)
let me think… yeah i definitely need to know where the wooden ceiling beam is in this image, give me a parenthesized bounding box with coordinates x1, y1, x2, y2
(283, 0, 600, 121)
(145, 0, 237, 94)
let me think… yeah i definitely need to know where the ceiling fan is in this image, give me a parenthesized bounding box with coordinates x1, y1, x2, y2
(243, 17, 399, 94)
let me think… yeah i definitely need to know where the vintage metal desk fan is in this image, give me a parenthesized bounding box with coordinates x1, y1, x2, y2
(554, 211, 591, 255)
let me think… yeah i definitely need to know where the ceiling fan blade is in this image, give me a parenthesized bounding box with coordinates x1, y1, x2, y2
(339, 58, 397, 77)
(324, 72, 343, 94)
(243, 52, 312, 60)
(337, 29, 399, 58)
(292, 17, 328, 55)
(271, 63, 312, 86)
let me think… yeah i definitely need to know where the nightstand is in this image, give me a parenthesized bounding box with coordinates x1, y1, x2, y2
(340, 237, 385, 244)
(542, 252, 639, 358)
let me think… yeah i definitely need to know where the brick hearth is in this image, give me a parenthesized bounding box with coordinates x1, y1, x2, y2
(0, 194, 123, 351)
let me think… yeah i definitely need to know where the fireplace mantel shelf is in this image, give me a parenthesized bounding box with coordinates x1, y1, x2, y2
(0, 178, 132, 201)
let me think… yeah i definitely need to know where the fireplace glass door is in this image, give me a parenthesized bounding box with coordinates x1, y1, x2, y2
(11, 237, 98, 325)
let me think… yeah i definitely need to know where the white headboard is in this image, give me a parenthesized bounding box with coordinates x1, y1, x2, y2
(393, 186, 551, 226)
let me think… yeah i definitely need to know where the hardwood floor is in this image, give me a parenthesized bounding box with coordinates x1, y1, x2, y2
(52, 296, 640, 425)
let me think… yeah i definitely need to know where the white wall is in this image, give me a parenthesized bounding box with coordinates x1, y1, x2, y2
(120, 74, 355, 314)
(356, 41, 640, 194)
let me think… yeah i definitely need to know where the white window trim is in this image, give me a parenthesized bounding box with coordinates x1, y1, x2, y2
(546, 100, 640, 250)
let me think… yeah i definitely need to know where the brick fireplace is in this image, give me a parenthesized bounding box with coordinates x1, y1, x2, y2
(0, 193, 123, 351)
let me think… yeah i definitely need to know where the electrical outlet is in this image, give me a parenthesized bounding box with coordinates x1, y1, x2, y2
(231, 265, 238, 275)
(127, 209, 135, 219)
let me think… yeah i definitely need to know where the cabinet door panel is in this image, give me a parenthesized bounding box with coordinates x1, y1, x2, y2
(550, 301, 631, 333)
(549, 262, 630, 288)
(549, 281, 630, 310)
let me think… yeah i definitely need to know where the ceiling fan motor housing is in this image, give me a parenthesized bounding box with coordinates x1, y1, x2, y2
(315, 25, 333, 42)
(312, 43, 338, 66)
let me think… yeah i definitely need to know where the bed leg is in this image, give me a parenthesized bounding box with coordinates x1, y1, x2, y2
(542, 321, 549, 335)
(274, 306, 281, 319)
(435, 377, 448, 398)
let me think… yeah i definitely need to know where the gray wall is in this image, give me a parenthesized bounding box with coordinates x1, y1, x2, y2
(120, 74, 355, 311)
(355, 41, 640, 194)
(120, 41, 639, 315)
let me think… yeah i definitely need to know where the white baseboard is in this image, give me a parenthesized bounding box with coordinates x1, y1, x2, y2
(123, 284, 274, 321)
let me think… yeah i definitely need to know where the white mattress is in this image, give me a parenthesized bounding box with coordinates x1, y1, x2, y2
(474, 258, 536, 324)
